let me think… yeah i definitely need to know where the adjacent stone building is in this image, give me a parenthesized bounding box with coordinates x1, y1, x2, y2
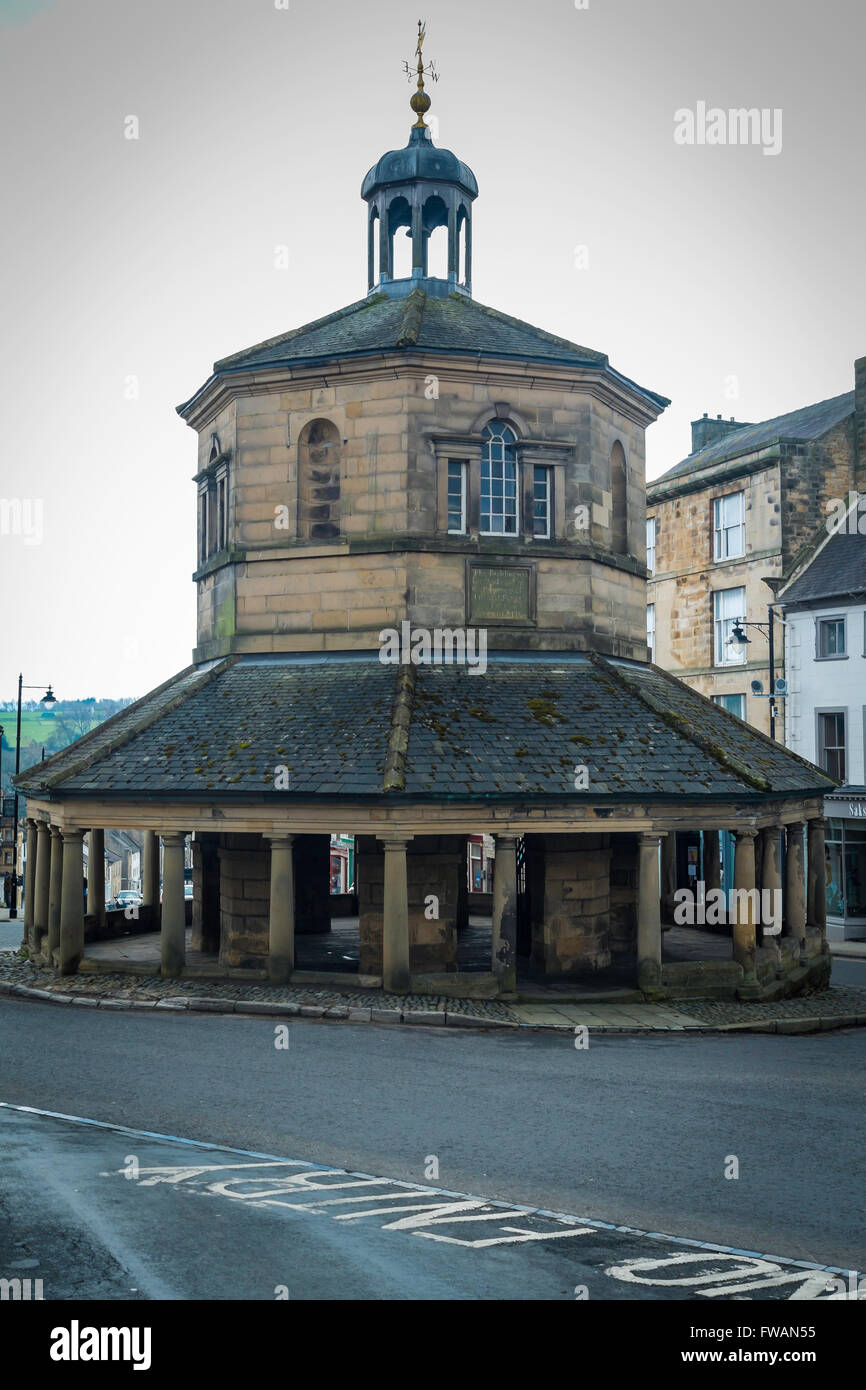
(16, 53, 836, 1002)
(647, 366, 866, 736)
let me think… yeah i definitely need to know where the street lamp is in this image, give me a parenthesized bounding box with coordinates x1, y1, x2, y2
(10, 675, 56, 919)
(727, 610, 784, 741)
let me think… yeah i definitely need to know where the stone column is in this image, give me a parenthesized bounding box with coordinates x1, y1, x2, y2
(660, 830, 677, 923)
(23, 818, 37, 951)
(160, 832, 187, 979)
(47, 825, 63, 964)
(381, 837, 411, 995)
(760, 826, 783, 953)
(58, 829, 85, 976)
(807, 818, 827, 935)
(141, 829, 160, 924)
(732, 829, 758, 978)
(33, 820, 51, 956)
(266, 834, 295, 984)
(491, 834, 518, 993)
(785, 821, 807, 951)
(637, 832, 663, 989)
(88, 828, 105, 927)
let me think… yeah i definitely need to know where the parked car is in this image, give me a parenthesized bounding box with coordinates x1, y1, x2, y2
(109, 889, 143, 912)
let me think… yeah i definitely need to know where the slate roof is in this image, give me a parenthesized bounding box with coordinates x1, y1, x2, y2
(650, 391, 855, 490)
(781, 533, 866, 607)
(177, 289, 669, 414)
(16, 653, 835, 804)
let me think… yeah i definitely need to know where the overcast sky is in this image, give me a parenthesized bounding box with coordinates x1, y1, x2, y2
(1, 0, 863, 700)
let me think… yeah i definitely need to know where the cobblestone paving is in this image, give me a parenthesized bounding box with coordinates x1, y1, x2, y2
(0, 953, 518, 1022)
(0, 951, 864, 1030)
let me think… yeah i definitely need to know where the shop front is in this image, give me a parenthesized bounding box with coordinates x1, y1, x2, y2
(824, 792, 866, 941)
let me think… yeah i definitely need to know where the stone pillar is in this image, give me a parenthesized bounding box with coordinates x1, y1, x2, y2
(141, 830, 160, 920)
(491, 834, 518, 993)
(58, 829, 85, 976)
(760, 826, 783, 952)
(732, 829, 758, 978)
(702, 829, 721, 925)
(88, 828, 105, 928)
(47, 825, 63, 964)
(807, 818, 827, 935)
(267, 834, 295, 984)
(23, 818, 37, 950)
(637, 832, 663, 989)
(785, 821, 807, 951)
(160, 832, 187, 979)
(660, 830, 677, 923)
(33, 820, 51, 955)
(381, 837, 411, 995)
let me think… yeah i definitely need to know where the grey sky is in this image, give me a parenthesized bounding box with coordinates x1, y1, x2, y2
(1, 0, 863, 698)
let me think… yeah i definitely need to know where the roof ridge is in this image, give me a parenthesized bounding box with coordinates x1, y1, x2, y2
(396, 288, 427, 347)
(604, 653, 837, 792)
(382, 664, 415, 792)
(18, 659, 238, 795)
(13, 663, 200, 789)
(654, 389, 856, 485)
(589, 652, 772, 792)
(213, 294, 388, 371)
(459, 294, 608, 365)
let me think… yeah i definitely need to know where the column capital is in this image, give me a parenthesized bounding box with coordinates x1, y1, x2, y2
(378, 835, 413, 851)
(732, 827, 758, 841)
(263, 832, 296, 848)
(62, 828, 85, 844)
(785, 819, 807, 833)
(494, 833, 518, 848)
(161, 831, 188, 847)
(637, 831, 663, 846)
(807, 815, 827, 830)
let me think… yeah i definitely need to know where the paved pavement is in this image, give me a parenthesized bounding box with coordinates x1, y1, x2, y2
(0, 994, 863, 1275)
(0, 1103, 857, 1301)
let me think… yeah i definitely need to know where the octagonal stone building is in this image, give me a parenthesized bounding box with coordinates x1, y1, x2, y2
(16, 72, 835, 1003)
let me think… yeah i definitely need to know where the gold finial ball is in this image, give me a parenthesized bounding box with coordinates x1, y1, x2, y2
(410, 90, 431, 116)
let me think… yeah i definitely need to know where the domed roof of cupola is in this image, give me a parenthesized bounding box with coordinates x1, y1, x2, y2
(361, 127, 478, 201)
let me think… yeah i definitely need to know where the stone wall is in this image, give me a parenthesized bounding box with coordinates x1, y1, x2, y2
(218, 833, 270, 969)
(533, 833, 612, 976)
(357, 834, 463, 976)
(193, 363, 655, 663)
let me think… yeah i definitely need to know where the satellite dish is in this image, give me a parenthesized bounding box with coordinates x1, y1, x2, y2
(774, 678, 787, 694)
(751, 679, 764, 695)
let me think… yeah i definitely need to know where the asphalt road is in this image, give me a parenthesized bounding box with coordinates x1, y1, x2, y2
(0, 993, 863, 1300)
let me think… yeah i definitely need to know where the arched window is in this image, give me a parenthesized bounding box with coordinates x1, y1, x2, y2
(481, 420, 518, 535)
(298, 418, 341, 541)
(422, 194, 448, 279)
(388, 196, 412, 280)
(610, 440, 628, 555)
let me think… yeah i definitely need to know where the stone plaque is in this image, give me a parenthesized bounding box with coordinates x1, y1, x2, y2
(469, 565, 531, 622)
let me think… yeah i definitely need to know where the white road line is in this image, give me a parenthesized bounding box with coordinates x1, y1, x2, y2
(0, 1099, 857, 1281)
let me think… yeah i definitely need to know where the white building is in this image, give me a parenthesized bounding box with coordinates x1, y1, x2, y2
(779, 525, 866, 940)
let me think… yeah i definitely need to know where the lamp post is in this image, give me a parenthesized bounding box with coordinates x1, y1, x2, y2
(10, 676, 56, 919)
(728, 608, 782, 741)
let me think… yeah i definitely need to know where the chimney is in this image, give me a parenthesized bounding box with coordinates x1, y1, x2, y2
(690, 413, 751, 455)
(855, 356, 866, 490)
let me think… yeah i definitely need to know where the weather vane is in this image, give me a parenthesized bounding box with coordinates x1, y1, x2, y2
(403, 19, 438, 130)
